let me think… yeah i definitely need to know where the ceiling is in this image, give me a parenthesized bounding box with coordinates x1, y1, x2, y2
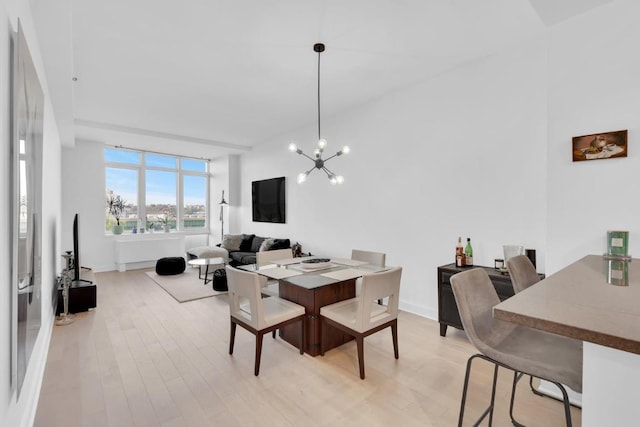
(30, 0, 613, 158)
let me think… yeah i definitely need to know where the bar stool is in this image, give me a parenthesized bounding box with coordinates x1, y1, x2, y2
(450, 268, 582, 426)
(506, 254, 540, 293)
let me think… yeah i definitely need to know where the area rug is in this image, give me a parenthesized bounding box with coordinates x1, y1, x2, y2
(145, 267, 226, 303)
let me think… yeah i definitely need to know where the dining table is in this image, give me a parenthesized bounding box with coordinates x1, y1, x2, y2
(239, 257, 388, 356)
(493, 254, 640, 427)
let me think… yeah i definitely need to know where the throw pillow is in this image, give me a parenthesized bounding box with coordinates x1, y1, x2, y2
(270, 238, 291, 250)
(222, 234, 242, 251)
(240, 234, 255, 251)
(251, 236, 267, 253)
(259, 238, 275, 252)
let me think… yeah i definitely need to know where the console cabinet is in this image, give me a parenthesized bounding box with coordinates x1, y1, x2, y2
(437, 263, 543, 337)
(56, 270, 96, 315)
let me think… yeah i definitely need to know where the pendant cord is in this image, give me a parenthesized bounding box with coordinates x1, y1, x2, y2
(317, 49, 321, 142)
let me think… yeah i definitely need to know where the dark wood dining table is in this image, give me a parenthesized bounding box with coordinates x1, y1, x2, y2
(240, 259, 386, 356)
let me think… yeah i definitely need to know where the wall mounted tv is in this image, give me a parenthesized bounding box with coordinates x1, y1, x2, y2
(252, 177, 286, 223)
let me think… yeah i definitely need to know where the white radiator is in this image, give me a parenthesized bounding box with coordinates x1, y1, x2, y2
(114, 234, 186, 271)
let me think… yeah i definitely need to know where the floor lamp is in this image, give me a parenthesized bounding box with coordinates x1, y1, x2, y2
(219, 191, 228, 244)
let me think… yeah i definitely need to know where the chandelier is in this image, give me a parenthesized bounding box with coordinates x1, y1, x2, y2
(289, 43, 350, 184)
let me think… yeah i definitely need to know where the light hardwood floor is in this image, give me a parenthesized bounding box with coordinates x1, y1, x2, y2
(34, 269, 581, 426)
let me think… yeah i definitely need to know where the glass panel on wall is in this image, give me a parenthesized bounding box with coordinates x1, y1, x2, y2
(105, 167, 138, 232)
(183, 175, 207, 229)
(145, 153, 177, 169)
(146, 170, 177, 231)
(104, 148, 140, 165)
(181, 158, 207, 172)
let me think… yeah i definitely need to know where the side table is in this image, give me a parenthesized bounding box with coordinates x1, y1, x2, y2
(187, 257, 227, 285)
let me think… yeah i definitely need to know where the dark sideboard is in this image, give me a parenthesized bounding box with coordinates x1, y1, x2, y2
(437, 263, 544, 337)
(56, 269, 97, 315)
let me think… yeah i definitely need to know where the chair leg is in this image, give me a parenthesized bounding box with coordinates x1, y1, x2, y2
(272, 330, 276, 339)
(458, 354, 499, 427)
(552, 381, 573, 427)
(356, 336, 365, 379)
(391, 321, 399, 359)
(229, 320, 237, 355)
(320, 317, 325, 356)
(518, 374, 574, 427)
(488, 363, 499, 427)
(254, 332, 264, 376)
(298, 318, 304, 355)
(509, 371, 526, 427)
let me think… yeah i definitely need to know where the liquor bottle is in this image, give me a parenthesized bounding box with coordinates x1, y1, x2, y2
(464, 238, 473, 266)
(456, 236, 465, 267)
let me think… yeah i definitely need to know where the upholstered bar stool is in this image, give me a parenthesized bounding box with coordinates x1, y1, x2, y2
(506, 254, 540, 293)
(450, 268, 582, 427)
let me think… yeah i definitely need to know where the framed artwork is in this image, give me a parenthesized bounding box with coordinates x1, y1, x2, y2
(572, 129, 627, 162)
(12, 20, 45, 398)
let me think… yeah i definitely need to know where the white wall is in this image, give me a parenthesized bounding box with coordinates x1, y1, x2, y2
(546, 0, 640, 273)
(61, 140, 228, 271)
(240, 36, 549, 318)
(0, 1, 63, 426)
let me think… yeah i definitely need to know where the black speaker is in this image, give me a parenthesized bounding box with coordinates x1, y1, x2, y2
(525, 249, 537, 269)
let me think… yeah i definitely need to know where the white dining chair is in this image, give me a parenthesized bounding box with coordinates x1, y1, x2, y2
(320, 266, 402, 379)
(226, 266, 305, 376)
(351, 249, 386, 267)
(256, 248, 293, 297)
(351, 249, 387, 304)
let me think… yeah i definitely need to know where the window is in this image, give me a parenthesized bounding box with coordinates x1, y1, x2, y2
(104, 148, 208, 233)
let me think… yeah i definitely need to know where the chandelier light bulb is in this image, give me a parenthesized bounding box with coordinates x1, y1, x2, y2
(297, 172, 308, 184)
(318, 139, 327, 149)
(342, 146, 350, 154)
(314, 148, 321, 157)
(336, 176, 344, 184)
(288, 143, 297, 152)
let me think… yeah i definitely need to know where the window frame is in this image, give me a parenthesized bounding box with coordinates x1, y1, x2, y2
(104, 148, 209, 234)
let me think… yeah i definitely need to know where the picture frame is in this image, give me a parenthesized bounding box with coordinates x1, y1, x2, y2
(572, 129, 627, 162)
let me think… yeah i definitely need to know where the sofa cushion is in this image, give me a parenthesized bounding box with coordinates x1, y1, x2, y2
(259, 238, 275, 252)
(222, 234, 243, 251)
(187, 246, 229, 259)
(240, 234, 255, 251)
(251, 236, 267, 253)
(270, 238, 291, 250)
(230, 252, 257, 265)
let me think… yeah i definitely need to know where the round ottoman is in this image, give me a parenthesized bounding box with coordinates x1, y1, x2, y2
(155, 257, 186, 276)
(212, 269, 228, 291)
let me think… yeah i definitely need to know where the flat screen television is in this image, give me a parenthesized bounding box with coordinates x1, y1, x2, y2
(72, 213, 92, 284)
(252, 177, 286, 223)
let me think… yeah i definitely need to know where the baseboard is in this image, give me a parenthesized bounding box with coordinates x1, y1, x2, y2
(399, 299, 437, 321)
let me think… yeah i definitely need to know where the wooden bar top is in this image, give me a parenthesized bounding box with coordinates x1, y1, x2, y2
(494, 254, 640, 355)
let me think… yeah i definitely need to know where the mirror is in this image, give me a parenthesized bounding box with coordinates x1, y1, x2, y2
(12, 20, 44, 397)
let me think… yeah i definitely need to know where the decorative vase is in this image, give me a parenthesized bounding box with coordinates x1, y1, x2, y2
(112, 225, 124, 235)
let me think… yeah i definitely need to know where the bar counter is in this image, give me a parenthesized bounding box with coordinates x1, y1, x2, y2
(494, 254, 640, 354)
(494, 254, 640, 427)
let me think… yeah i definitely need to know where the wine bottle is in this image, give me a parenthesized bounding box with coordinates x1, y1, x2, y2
(464, 238, 473, 266)
(456, 236, 465, 267)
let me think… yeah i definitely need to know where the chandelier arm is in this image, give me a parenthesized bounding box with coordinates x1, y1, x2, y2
(322, 165, 336, 177)
(323, 153, 338, 162)
(305, 165, 316, 175)
(299, 151, 316, 162)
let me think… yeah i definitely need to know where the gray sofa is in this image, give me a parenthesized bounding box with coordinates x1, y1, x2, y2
(226, 234, 291, 266)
